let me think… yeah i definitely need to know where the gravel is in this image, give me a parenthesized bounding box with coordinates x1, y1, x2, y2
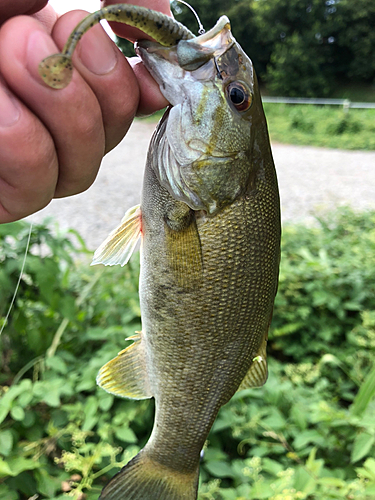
(27, 120, 375, 250)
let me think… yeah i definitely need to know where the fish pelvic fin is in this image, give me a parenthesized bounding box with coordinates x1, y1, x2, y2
(96, 333, 152, 399)
(91, 205, 142, 267)
(237, 337, 268, 390)
(100, 450, 199, 500)
(165, 215, 203, 289)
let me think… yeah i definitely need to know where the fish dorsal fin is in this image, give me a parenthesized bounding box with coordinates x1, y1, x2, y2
(237, 338, 268, 390)
(97, 332, 152, 400)
(91, 205, 141, 267)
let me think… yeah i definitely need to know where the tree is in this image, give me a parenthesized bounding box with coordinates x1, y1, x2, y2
(114, 0, 375, 97)
(331, 0, 375, 82)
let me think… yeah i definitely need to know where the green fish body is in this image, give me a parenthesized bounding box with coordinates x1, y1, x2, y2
(41, 7, 280, 500)
(93, 17, 280, 500)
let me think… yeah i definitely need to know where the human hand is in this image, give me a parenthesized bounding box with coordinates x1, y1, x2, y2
(0, 0, 170, 223)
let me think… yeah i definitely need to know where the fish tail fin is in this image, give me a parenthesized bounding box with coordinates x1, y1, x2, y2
(100, 449, 199, 500)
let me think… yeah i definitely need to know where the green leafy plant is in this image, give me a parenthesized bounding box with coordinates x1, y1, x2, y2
(1, 209, 374, 499)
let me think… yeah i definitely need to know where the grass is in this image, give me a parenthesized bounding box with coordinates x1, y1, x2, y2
(263, 103, 375, 150)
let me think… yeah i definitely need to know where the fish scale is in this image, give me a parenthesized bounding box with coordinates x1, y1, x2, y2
(137, 152, 280, 477)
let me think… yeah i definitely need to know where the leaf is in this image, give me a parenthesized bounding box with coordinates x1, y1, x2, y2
(291, 404, 307, 430)
(217, 488, 238, 500)
(98, 393, 114, 412)
(211, 418, 232, 433)
(35, 468, 61, 498)
(294, 430, 325, 450)
(318, 476, 346, 488)
(82, 396, 99, 431)
(351, 364, 375, 416)
(18, 390, 33, 408)
(0, 380, 32, 424)
(262, 408, 286, 430)
(42, 390, 61, 408)
(250, 481, 274, 499)
(356, 458, 375, 482)
(0, 483, 18, 500)
(261, 458, 283, 476)
(351, 432, 375, 463)
(0, 458, 13, 477)
(2, 456, 40, 476)
(0, 430, 13, 456)
(10, 406, 25, 421)
(115, 427, 137, 444)
(45, 356, 68, 375)
(294, 465, 317, 495)
(203, 448, 227, 462)
(365, 485, 375, 495)
(306, 447, 324, 476)
(204, 460, 235, 478)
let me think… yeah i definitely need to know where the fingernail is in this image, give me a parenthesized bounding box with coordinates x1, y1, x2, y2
(0, 85, 20, 127)
(77, 25, 118, 75)
(27, 30, 59, 82)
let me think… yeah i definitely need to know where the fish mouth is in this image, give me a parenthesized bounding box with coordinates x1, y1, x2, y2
(136, 15, 234, 73)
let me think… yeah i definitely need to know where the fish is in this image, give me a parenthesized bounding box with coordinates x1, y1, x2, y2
(39, 5, 281, 500)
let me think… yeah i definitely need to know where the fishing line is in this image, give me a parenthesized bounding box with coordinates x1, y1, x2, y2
(0, 223, 33, 337)
(214, 57, 223, 79)
(174, 0, 205, 34)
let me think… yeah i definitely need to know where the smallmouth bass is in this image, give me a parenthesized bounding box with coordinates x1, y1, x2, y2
(39, 5, 281, 500)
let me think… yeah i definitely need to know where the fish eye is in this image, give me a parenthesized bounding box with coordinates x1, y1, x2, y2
(226, 82, 252, 112)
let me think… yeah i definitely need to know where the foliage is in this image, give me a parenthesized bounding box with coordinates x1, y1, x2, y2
(1, 209, 375, 499)
(171, 0, 375, 97)
(266, 32, 332, 98)
(115, 35, 135, 58)
(0, 221, 147, 499)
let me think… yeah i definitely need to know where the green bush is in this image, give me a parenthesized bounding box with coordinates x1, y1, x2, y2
(289, 109, 315, 133)
(325, 114, 363, 136)
(0, 209, 374, 499)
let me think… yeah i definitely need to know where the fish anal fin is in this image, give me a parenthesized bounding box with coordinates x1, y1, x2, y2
(91, 205, 141, 267)
(238, 338, 268, 391)
(97, 334, 152, 400)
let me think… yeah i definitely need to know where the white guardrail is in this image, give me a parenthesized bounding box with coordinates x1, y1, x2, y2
(261, 96, 375, 111)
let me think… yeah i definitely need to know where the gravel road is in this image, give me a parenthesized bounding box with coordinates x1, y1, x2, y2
(27, 120, 375, 250)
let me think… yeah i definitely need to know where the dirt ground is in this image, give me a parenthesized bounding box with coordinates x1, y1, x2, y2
(27, 120, 375, 250)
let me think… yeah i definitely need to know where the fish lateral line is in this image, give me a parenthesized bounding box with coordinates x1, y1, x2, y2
(38, 4, 195, 89)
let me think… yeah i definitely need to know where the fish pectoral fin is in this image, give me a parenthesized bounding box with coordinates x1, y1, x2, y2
(237, 338, 268, 390)
(91, 205, 142, 267)
(97, 334, 152, 400)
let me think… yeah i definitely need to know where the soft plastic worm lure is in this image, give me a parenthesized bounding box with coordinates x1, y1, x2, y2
(38, 4, 195, 89)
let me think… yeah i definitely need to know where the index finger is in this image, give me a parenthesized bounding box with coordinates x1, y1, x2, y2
(0, 0, 48, 24)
